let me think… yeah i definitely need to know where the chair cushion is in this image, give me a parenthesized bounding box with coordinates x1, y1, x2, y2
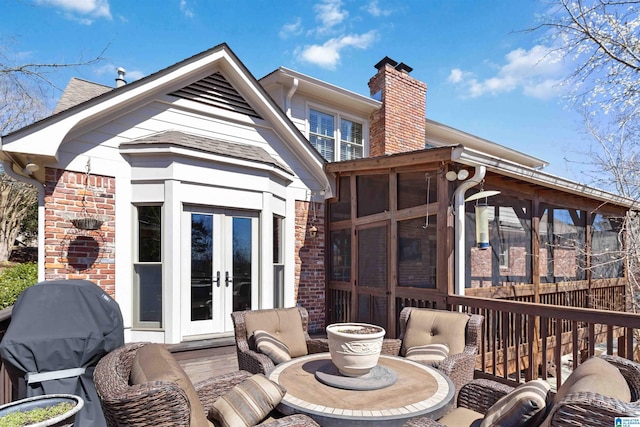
(244, 308, 308, 358)
(480, 379, 550, 427)
(438, 407, 483, 427)
(553, 356, 631, 404)
(255, 330, 291, 364)
(209, 373, 286, 427)
(130, 343, 211, 427)
(401, 309, 469, 356)
(405, 343, 449, 364)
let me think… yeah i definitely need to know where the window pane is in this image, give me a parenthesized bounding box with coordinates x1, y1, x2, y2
(273, 216, 283, 263)
(357, 175, 389, 217)
(310, 110, 334, 137)
(310, 135, 334, 161)
(340, 119, 363, 161)
(330, 229, 351, 281)
(135, 264, 162, 323)
(329, 176, 351, 222)
(138, 206, 161, 262)
(398, 171, 437, 210)
(398, 217, 436, 288)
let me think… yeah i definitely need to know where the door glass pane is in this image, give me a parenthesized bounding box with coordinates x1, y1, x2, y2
(358, 226, 387, 289)
(233, 217, 252, 312)
(191, 214, 213, 321)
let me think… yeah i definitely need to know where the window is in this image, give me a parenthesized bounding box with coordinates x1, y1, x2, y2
(309, 108, 364, 162)
(273, 216, 284, 307)
(133, 205, 162, 329)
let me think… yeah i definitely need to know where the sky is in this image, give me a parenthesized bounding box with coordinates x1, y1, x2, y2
(2, 0, 593, 180)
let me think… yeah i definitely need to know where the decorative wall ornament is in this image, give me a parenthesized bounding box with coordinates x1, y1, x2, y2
(70, 159, 104, 231)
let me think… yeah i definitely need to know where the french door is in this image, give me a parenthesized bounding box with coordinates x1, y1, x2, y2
(181, 206, 258, 337)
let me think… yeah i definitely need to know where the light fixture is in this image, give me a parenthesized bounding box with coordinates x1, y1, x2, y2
(445, 168, 470, 181)
(308, 225, 318, 238)
(445, 171, 458, 181)
(23, 161, 39, 175)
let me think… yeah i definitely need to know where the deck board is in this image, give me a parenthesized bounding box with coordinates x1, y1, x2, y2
(173, 345, 239, 383)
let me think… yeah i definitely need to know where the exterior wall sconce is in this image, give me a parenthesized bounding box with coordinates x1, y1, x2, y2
(308, 225, 318, 238)
(23, 161, 39, 175)
(445, 168, 469, 182)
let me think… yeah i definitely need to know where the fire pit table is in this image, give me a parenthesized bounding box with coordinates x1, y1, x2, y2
(268, 353, 454, 427)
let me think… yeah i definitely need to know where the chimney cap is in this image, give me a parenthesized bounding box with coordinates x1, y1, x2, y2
(374, 56, 398, 70)
(395, 62, 413, 74)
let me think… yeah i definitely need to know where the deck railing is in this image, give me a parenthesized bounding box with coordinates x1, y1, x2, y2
(329, 281, 639, 389)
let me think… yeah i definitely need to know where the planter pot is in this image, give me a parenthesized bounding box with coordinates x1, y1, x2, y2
(326, 323, 385, 377)
(0, 394, 84, 427)
(70, 217, 103, 230)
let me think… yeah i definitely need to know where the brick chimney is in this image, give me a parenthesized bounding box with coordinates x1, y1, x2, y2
(368, 57, 427, 156)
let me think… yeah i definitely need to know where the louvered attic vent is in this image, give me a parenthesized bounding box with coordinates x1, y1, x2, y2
(170, 72, 261, 118)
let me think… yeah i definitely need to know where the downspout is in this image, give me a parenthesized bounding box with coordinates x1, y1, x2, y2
(452, 164, 486, 296)
(285, 77, 299, 118)
(2, 159, 45, 282)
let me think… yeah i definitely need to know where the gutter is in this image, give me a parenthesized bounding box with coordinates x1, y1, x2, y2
(2, 157, 45, 282)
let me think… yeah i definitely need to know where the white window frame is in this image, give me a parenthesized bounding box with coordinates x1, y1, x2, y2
(307, 104, 368, 162)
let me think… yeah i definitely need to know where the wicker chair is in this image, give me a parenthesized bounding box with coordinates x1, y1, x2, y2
(403, 354, 640, 427)
(394, 307, 484, 404)
(231, 307, 330, 375)
(94, 342, 319, 427)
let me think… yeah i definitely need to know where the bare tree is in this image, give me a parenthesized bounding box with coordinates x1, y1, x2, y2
(537, 0, 640, 356)
(0, 38, 103, 262)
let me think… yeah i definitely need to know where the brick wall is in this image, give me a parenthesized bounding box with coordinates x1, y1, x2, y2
(44, 168, 116, 297)
(368, 63, 427, 156)
(295, 200, 325, 333)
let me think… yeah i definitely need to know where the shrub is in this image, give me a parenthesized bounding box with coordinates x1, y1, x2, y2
(0, 262, 38, 309)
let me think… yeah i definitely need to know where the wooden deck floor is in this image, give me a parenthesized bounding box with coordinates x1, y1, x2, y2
(172, 345, 239, 383)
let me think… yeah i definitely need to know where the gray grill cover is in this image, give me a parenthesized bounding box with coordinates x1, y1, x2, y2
(0, 280, 124, 427)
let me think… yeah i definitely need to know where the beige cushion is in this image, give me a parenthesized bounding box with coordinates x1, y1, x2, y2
(438, 407, 483, 427)
(255, 330, 291, 364)
(554, 356, 631, 404)
(405, 343, 449, 364)
(209, 374, 285, 427)
(480, 379, 550, 427)
(401, 309, 469, 356)
(130, 344, 212, 427)
(245, 308, 308, 357)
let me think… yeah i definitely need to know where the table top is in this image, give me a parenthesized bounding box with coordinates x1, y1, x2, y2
(268, 353, 454, 427)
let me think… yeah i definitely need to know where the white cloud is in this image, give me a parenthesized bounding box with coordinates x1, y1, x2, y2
(280, 18, 303, 39)
(448, 45, 565, 99)
(314, 0, 348, 32)
(298, 31, 377, 70)
(180, 0, 194, 18)
(366, 0, 391, 17)
(35, 0, 111, 23)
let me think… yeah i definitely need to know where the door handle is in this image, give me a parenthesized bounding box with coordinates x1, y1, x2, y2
(225, 271, 232, 287)
(214, 271, 221, 287)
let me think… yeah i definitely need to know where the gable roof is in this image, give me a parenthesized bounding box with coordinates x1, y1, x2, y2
(1, 43, 331, 194)
(52, 78, 112, 114)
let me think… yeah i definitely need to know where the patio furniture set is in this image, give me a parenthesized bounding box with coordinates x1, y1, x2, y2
(92, 306, 640, 426)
